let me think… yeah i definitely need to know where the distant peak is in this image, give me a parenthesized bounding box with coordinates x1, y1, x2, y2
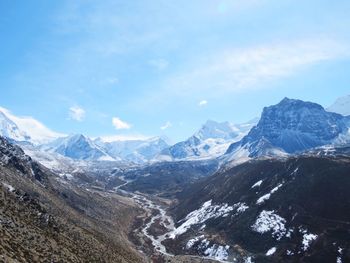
(203, 119, 219, 126)
(68, 133, 88, 141)
(281, 97, 291, 102)
(278, 97, 300, 105)
(272, 97, 324, 111)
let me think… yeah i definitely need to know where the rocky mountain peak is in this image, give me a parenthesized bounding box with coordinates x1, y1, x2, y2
(226, 98, 350, 157)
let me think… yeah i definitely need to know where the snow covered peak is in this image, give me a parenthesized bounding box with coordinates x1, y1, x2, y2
(328, 94, 350, 116)
(159, 119, 258, 161)
(194, 120, 239, 140)
(94, 136, 169, 163)
(42, 134, 115, 161)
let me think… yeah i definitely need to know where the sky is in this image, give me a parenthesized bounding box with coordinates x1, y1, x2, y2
(1, 0, 350, 142)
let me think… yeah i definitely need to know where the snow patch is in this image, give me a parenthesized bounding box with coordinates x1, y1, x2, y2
(251, 180, 263, 188)
(266, 247, 277, 256)
(2, 182, 15, 192)
(256, 183, 283, 204)
(235, 202, 249, 214)
(58, 173, 74, 180)
(252, 210, 290, 240)
(204, 244, 230, 261)
(291, 167, 299, 175)
(186, 235, 204, 249)
(300, 228, 318, 251)
(337, 247, 343, 263)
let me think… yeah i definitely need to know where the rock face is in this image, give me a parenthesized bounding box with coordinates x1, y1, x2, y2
(226, 98, 350, 158)
(167, 152, 350, 262)
(328, 94, 350, 116)
(160, 119, 256, 160)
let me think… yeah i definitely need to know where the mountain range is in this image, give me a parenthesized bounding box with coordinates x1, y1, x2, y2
(0, 95, 349, 167)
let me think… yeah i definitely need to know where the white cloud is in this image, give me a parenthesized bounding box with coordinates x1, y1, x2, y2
(160, 121, 172, 130)
(163, 38, 350, 97)
(149, 58, 169, 70)
(112, 117, 131, 130)
(69, 106, 85, 121)
(0, 106, 65, 144)
(198, 100, 208, 106)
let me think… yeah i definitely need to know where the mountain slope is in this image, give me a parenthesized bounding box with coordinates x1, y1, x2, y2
(226, 98, 350, 160)
(165, 153, 350, 262)
(112, 159, 219, 197)
(0, 136, 145, 262)
(328, 94, 350, 116)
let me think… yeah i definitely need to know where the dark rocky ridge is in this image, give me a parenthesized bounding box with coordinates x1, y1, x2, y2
(0, 136, 146, 262)
(110, 159, 219, 197)
(167, 153, 350, 262)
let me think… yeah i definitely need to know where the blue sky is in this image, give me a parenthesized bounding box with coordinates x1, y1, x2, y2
(1, 0, 350, 142)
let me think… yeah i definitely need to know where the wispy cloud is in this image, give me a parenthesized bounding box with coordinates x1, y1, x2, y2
(163, 38, 350, 97)
(104, 77, 119, 85)
(198, 100, 208, 106)
(160, 121, 172, 130)
(149, 58, 169, 70)
(69, 106, 85, 121)
(112, 117, 131, 130)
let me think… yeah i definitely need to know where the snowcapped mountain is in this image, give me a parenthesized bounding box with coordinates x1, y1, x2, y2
(226, 98, 350, 160)
(159, 119, 257, 160)
(95, 136, 169, 163)
(0, 107, 63, 144)
(327, 94, 350, 116)
(41, 134, 115, 161)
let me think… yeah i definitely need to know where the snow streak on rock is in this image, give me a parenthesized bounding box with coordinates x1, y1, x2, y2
(256, 183, 283, 204)
(251, 180, 263, 188)
(170, 200, 234, 238)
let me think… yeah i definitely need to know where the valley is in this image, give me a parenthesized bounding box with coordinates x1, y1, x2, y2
(1, 97, 350, 262)
(2, 0, 350, 261)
